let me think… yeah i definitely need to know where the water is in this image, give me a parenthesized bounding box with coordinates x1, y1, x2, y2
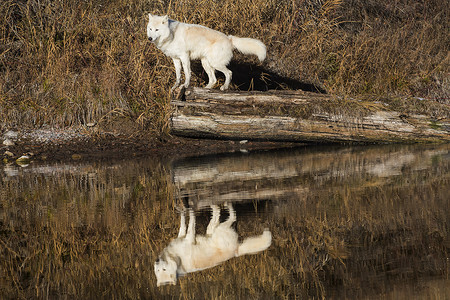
(1, 144, 449, 298)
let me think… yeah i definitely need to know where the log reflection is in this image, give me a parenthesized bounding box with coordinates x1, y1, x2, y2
(172, 145, 448, 208)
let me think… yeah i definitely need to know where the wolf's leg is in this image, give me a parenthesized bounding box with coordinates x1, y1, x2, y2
(223, 202, 236, 227)
(201, 58, 217, 89)
(178, 210, 187, 238)
(215, 65, 232, 91)
(171, 58, 182, 90)
(180, 55, 191, 88)
(206, 205, 221, 235)
(186, 209, 196, 243)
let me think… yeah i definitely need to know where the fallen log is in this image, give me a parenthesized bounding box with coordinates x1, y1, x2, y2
(170, 88, 450, 143)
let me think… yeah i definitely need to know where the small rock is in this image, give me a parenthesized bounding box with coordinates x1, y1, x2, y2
(2, 139, 14, 146)
(16, 155, 30, 166)
(4, 130, 18, 139)
(4, 151, 14, 157)
(86, 122, 96, 127)
(71, 154, 82, 160)
(239, 140, 248, 144)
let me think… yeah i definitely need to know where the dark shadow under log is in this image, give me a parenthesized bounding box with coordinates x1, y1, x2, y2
(171, 87, 450, 144)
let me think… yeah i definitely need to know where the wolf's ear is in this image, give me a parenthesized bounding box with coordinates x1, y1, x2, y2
(148, 13, 152, 20)
(162, 15, 169, 24)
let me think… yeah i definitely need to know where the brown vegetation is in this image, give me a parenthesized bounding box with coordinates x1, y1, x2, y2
(0, 0, 448, 134)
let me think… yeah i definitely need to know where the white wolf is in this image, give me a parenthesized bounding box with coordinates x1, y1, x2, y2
(147, 14, 267, 91)
(154, 203, 272, 286)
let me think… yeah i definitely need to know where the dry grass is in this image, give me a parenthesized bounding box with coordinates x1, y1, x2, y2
(0, 0, 448, 134)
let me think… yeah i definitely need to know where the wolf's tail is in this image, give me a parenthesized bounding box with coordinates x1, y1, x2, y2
(229, 36, 266, 62)
(237, 229, 272, 256)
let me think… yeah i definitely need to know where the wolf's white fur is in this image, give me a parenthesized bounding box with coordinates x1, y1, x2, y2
(154, 203, 272, 286)
(147, 14, 266, 91)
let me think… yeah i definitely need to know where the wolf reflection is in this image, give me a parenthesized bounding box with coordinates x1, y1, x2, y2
(154, 203, 272, 286)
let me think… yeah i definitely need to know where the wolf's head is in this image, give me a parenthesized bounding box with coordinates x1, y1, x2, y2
(154, 255, 178, 287)
(147, 14, 171, 44)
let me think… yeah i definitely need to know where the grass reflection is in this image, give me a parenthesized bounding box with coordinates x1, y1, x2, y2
(1, 159, 176, 299)
(1, 145, 449, 298)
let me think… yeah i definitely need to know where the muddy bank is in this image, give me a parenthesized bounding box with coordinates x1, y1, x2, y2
(1, 126, 299, 163)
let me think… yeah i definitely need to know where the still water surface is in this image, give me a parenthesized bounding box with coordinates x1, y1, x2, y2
(1, 144, 449, 298)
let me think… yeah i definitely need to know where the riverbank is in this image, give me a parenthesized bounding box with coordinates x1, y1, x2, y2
(1, 124, 300, 163)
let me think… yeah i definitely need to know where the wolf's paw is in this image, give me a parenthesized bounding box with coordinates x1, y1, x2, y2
(170, 84, 180, 92)
(205, 81, 217, 89)
(181, 82, 191, 89)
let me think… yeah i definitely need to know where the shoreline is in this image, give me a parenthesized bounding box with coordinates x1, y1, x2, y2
(1, 127, 301, 164)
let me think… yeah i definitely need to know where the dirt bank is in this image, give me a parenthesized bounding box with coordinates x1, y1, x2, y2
(1, 125, 299, 163)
